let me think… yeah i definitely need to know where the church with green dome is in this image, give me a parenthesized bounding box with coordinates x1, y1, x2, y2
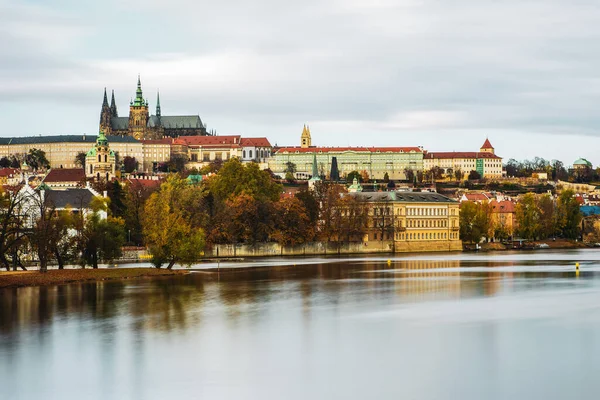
(85, 131, 116, 181)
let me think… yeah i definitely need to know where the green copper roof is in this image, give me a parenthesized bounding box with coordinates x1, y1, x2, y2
(309, 153, 320, 181)
(97, 130, 108, 146)
(574, 158, 592, 166)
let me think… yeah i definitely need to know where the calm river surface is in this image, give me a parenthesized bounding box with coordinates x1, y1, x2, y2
(3, 250, 600, 399)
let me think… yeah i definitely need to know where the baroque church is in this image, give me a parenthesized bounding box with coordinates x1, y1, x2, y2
(99, 76, 208, 140)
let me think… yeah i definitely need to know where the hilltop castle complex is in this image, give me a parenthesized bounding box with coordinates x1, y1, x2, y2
(99, 76, 208, 140)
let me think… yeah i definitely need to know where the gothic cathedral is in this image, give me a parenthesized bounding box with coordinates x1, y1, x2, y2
(99, 76, 208, 140)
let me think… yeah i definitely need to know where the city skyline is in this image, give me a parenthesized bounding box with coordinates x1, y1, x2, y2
(2, 0, 600, 165)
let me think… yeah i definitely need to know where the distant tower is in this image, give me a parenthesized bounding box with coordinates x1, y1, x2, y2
(301, 124, 312, 148)
(128, 75, 150, 140)
(480, 138, 494, 154)
(156, 91, 161, 119)
(99, 88, 112, 135)
(110, 90, 118, 117)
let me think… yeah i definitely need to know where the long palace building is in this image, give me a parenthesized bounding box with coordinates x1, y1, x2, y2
(269, 126, 424, 180)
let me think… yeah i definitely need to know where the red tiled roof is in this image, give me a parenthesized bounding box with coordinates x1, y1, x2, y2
(179, 135, 241, 146)
(490, 200, 515, 213)
(464, 193, 490, 202)
(43, 168, 86, 183)
(425, 152, 501, 159)
(0, 168, 19, 178)
(481, 138, 494, 149)
(127, 178, 162, 190)
(275, 146, 422, 154)
(141, 138, 172, 145)
(240, 137, 272, 147)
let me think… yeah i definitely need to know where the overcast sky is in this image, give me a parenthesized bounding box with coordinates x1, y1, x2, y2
(1, 0, 600, 166)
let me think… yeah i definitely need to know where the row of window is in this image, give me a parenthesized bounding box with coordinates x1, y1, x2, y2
(407, 208, 453, 216)
(407, 219, 451, 228)
(372, 232, 459, 241)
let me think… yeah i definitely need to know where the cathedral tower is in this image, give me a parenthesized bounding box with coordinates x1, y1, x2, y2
(99, 88, 112, 135)
(110, 90, 118, 117)
(128, 75, 150, 140)
(301, 124, 312, 148)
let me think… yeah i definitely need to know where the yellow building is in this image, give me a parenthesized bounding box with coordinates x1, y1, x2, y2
(140, 138, 173, 172)
(423, 139, 503, 179)
(347, 191, 462, 252)
(0, 135, 142, 170)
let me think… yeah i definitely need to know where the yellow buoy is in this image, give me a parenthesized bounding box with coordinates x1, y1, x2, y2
(576, 262, 580, 270)
(387, 259, 391, 265)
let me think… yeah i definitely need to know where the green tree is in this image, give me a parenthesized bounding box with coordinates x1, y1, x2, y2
(0, 157, 10, 168)
(383, 172, 390, 183)
(143, 176, 206, 268)
(556, 189, 582, 239)
(26, 148, 50, 170)
(123, 156, 138, 173)
(468, 170, 481, 181)
(454, 169, 463, 181)
(347, 171, 361, 183)
(515, 193, 540, 240)
(74, 152, 87, 168)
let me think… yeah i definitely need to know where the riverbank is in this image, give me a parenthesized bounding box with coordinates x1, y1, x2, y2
(0, 268, 188, 289)
(477, 239, 588, 252)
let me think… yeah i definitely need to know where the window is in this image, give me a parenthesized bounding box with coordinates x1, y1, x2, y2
(243, 150, 246, 158)
(249, 150, 253, 159)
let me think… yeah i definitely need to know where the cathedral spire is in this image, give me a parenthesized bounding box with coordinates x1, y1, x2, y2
(110, 90, 118, 117)
(102, 87, 109, 107)
(156, 91, 161, 118)
(133, 74, 145, 107)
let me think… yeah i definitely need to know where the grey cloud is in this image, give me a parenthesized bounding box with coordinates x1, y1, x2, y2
(1, 0, 600, 162)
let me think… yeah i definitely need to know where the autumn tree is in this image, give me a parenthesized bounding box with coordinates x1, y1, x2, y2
(339, 195, 369, 242)
(459, 202, 491, 243)
(556, 189, 582, 239)
(0, 187, 29, 271)
(537, 194, 556, 239)
(272, 197, 314, 246)
(403, 168, 415, 183)
(143, 175, 206, 269)
(313, 181, 345, 242)
(515, 193, 540, 240)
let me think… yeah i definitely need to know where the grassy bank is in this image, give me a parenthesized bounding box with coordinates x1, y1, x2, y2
(0, 268, 188, 289)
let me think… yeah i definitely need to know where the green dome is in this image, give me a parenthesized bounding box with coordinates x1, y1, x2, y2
(573, 158, 592, 167)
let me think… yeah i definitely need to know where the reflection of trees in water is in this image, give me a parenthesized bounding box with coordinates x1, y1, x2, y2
(127, 275, 205, 333)
(0, 281, 127, 337)
(0, 276, 208, 337)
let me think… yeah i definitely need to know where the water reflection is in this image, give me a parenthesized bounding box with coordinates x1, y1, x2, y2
(2, 251, 600, 400)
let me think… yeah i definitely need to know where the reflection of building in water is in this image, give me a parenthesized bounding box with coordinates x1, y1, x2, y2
(397, 259, 462, 298)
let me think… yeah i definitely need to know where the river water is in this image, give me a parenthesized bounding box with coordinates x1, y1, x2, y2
(2, 250, 600, 399)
